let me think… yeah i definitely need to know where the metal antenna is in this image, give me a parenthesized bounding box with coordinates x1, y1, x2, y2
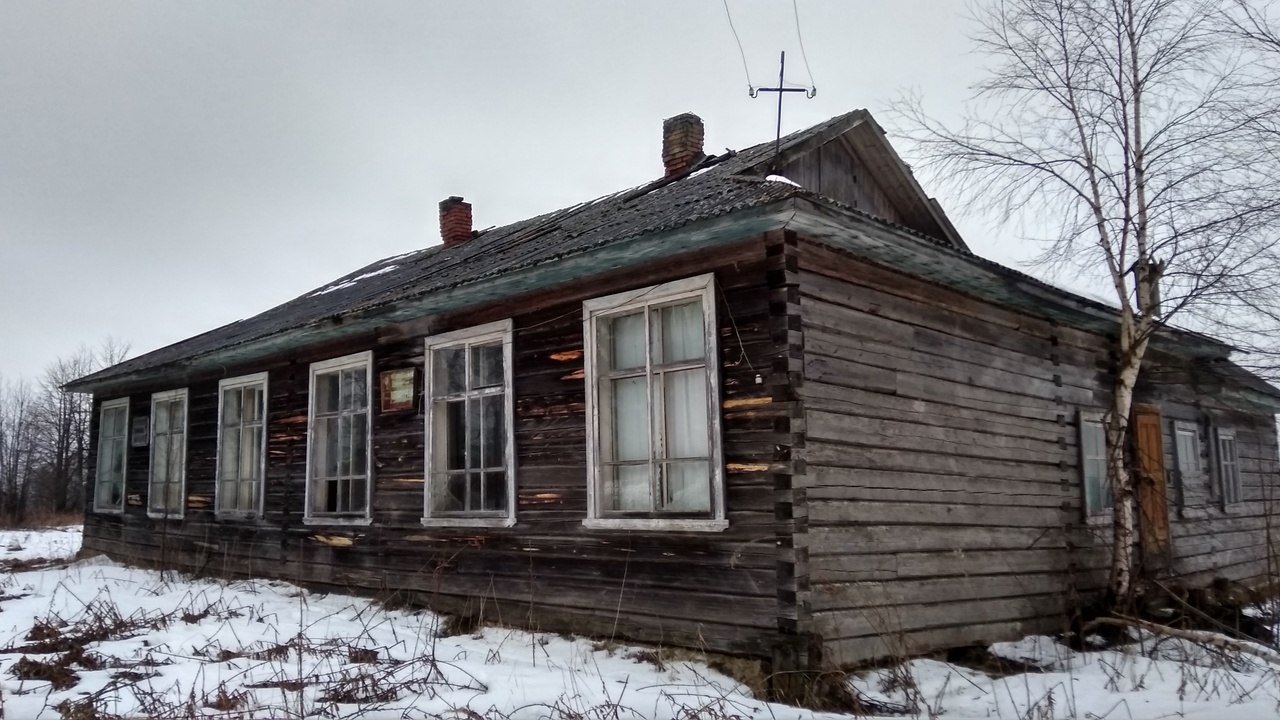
(749, 51, 816, 160)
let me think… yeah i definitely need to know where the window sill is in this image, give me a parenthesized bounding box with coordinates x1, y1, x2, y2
(421, 516, 516, 528)
(216, 513, 264, 522)
(92, 507, 124, 516)
(303, 516, 373, 527)
(1083, 510, 1113, 528)
(147, 511, 185, 520)
(582, 518, 728, 533)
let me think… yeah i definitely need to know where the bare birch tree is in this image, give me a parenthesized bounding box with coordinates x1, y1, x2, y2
(894, 0, 1280, 600)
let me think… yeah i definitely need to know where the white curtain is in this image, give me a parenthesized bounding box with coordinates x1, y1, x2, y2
(657, 303, 703, 363)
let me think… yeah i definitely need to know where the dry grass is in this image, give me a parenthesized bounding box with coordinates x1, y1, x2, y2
(3, 511, 82, 530)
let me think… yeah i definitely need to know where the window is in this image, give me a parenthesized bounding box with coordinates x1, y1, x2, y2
(94, 398, 129, 513)
(1079, 412, 1112, 514)
(583, 274, 725, 531)
(1216, 428, 1243, 505)
(217, 373, 268, 516)
(423, 320, 515, 527)
(1174, 422, 1202, 477)
(148, 389, 188, 518)
(306, 352, 372, 523)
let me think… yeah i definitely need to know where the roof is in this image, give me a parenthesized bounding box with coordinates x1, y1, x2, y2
(66, 110, 1267, 398)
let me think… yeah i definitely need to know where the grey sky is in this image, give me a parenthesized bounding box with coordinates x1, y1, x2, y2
(1, 1, 1051, 381)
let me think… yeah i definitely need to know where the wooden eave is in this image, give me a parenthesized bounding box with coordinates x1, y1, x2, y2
(71, 194, 1253, 398)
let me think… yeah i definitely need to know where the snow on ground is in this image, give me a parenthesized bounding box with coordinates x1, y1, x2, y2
(0, 528, 828, 719)
(0, 525, 82, 564)
(850, 633, 1280, 719)
(0, 527, 1277, 719)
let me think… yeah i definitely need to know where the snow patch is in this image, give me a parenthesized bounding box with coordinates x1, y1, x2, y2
(765, 174, 802, 187)
(309, 264, 398, 297)
(0, 525, 81, 563)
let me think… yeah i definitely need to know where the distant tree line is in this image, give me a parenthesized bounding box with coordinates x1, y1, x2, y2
(0, 340, 129, 525)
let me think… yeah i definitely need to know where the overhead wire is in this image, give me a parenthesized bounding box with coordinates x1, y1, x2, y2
(722, 0, 755, 93)
(791, 0, 817, 92)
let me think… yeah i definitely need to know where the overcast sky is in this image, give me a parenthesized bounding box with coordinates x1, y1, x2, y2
(1, 1, 1062, 381)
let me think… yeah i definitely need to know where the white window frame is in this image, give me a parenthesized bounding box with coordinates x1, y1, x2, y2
(215, 372, 269, 518)
(582, 273, 727, 532)
(1078, 410, 1112, 516)
(93, 397, 130, 514)
(147, 388, 189, 520)
(305, 351, 374, 526)
(422, 320, 517, 528)
(1216, 427, 1243, 506)
(1172, 420, 1202, 503)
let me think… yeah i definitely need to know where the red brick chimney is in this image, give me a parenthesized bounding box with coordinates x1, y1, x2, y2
(439, 196, 473, 247)
(662, 113, 705, 177)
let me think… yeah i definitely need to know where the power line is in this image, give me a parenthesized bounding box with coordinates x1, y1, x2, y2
(791, 0, 817, 92)
(722, 0, 754, 92)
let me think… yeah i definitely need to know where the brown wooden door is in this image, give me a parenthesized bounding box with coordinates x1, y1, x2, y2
(1133, 408, 1171, 560)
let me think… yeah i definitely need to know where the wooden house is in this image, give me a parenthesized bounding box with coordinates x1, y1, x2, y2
(69, 110, 1280, 675)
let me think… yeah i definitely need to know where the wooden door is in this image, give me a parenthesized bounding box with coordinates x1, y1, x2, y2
(1133, 408, 1171, 560)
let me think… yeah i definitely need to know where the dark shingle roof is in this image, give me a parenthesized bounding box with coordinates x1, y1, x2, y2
(69, 113, 860, 391)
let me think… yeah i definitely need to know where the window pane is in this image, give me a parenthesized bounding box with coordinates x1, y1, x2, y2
(612, 377, 649, 462)
(481, 394, 505, 469)
(483, 471, 506, 511)
(221, 429, 241, 481)
(1176, 431, 1197, 475)
(349, 368, 368, 410)
(337, 415, 352, 477)
(339, 370, 355, 411)
(168, 436, 183, 490)
(350, 413, 367, 477)
(152, 435, 170, 484)
(240, 426, 261, 481)
(656, 302, 704, 364)
(154, 402, 170, 433)
(320, 417, 339, 478)
(663, 369, 708, 459)
(166, 482, 182, 513)
(169, 400, 184, 433)
(244, 387, 263, 423)
(315, 373, 340, 414)
(434, 348, 466, 395)
(468, 472, 482, 511)
(434, 474, 466, 513)
(471, 343, 504, 389)
(610, 464, 650, 512)
(221, 388, 241, 426)
(219, 481, 235, 511)
(437, 400, 466, 470)
(349, 476, 367, 513)
(467, 398, 482, 471)
(663, 461, 710, 512)
(239, 480, 255, 512)
(610, 313, 646, 370)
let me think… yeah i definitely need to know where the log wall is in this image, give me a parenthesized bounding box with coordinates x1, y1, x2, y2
(82, 238, 798, 660)
(793, 238, 1280, 668)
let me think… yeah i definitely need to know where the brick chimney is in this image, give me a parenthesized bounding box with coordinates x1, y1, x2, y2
(439, 196, 473, 247)
(662, 113, 705, 177)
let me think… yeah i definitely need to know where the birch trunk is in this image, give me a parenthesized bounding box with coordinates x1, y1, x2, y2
(1107, 339, 1147, 600)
